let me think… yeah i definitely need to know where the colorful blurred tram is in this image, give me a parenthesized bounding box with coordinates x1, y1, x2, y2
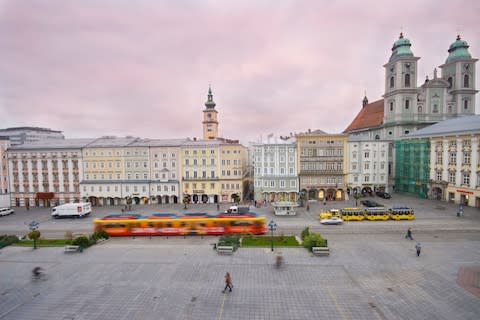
(319, 206, 415, 221)
(93, 212, 267, 237)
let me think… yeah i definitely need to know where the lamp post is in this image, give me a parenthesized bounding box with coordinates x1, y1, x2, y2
(268, 220, 277, 252)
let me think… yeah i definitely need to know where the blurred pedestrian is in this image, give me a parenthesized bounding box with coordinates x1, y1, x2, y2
(415, 242, 421, 257)
(405, 228, 413, 240)
(222, 272, 233, 293)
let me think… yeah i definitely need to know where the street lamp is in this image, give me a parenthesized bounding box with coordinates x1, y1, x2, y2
(268, 220, 277, 252)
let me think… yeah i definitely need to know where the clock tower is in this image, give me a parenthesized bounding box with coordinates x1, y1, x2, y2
(202, 86, 219, 140)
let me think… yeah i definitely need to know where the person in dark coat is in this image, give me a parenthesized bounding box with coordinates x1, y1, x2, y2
(405, 228, 413, 240)
(222, 272, 233, 293)
(415, 242, 422, 257)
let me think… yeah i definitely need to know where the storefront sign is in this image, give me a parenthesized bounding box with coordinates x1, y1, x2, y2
(456, 189, 473, 195)
(193, 190, 204, 194)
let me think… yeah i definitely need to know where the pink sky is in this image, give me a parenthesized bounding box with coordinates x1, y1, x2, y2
(0, 0, 479, 143)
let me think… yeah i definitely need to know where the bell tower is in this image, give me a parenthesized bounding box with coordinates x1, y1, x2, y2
(202, 86, 219, 139)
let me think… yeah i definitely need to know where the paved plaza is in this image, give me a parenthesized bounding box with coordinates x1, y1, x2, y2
(0, 194, 479, 319)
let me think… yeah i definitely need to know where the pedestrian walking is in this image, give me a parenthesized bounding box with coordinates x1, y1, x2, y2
(405, 228, 413, 240)
(415, 242, 422, 257)
(222, 272, 233, 293)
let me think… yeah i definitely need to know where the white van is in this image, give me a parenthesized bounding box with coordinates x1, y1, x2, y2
(51, 202, 92, 218)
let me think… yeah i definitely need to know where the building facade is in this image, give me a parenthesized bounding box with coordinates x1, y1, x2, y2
(0, 127, 64, 146)
(252, 135, 298, 202)
(296, 130, 348, 201)
(7, 139, 87, 207)
(347, 138, 390, 195)
(219, 140, 247, 203)
(403, 115, 480, 207)
(0, 137, 10, 194)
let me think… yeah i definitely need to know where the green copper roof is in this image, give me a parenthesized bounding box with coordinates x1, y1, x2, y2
(389, 33, 414, 62)
(445, 35, 472, 63)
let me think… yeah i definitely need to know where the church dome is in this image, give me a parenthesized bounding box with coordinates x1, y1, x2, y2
(389, 33, 414, 62)
(445, 35, 472, 63)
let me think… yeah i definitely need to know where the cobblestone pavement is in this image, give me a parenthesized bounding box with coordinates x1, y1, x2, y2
(0, 232, 479, 320)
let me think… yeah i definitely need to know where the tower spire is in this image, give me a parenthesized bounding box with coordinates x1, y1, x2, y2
(202, 85, 218, 139)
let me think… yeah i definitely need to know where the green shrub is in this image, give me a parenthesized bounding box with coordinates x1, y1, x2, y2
(303, 232, 327, 251)
(301, 227, 310, 241)
(72, 236, 89, 248)
(94, 230, 109, 240)
(218, 234, 240, 251)
(0, 234, 20, 248)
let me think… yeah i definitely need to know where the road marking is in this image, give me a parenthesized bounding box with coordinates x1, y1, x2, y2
(327, 286, 350, 320)
(216, 291, 227, 320)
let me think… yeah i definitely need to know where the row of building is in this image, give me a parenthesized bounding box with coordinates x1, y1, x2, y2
(0, 33, 479, 208)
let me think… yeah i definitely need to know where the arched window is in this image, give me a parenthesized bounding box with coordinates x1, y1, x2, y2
(464, 75, 469, 88)
(390, 76, 394, 88)
(390, 102, 394, 111)
(405, 74, 410, 87)
(405, 99, 410, 109)
(464, 100, 468, 110)
(375, 135, 380, 140)
(447, 77, 453, 88)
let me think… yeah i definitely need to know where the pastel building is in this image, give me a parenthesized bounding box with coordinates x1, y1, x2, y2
(147, 139, 184, 204)
(7, 139, 88, 207)
(296, 130, 348, 201)
(0, 136, 10, 194)
(219, 139, 247, 203)
(402, 115, 480, 207)
(252, 135, 298, 202)
(0, 127, 64, 146)
(347, 137, 390, 194)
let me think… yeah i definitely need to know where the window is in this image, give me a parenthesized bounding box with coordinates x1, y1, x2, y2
(447, 77, 453, 88)
(448, 172, 455, 184)
(405, 74, 410, 87)
(364, 175, 370, 182)
(464, 74, 469, 88)
(436, 172, 442, 181)
(463, 152, 471, 165)
(390, 102, 393, 111)
(449, 152, 457, 165)
(433, 104, 438, 113)
(405, 99, 410, 109)
(390, 76, 394, 88)
(418, 106, 422, 113)
(364, 152, 369, 158)
(464, 100, 468, 110)
(462, 172, 470, 185)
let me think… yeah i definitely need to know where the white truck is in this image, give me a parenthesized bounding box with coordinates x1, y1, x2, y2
(51, 202, 92, 218)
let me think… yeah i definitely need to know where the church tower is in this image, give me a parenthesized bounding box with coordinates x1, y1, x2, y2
(439, 35, 478, 116)
(382, 33, 420, 138)
(202, 86, 219, 140)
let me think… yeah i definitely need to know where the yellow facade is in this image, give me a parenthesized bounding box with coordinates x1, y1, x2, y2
(181, 140, 221, 203)
(296, 132, 348, 201)
(219, 142, 246, 203)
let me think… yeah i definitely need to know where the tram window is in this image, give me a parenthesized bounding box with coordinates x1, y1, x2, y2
(180, 222, 187, 227)
(105, 223, 126, 228)
(148, 222, 155, 228)
(233, 221, 253, 226)
(199, 222, 206, 227)
(165, 222, 172, 228)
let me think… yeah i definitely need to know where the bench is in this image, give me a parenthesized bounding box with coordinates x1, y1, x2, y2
(64, 245, 80, 253)
(312, 246, 330, 256)
(216, 245, 234, 255)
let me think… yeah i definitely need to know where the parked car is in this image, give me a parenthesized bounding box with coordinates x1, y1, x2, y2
(361, 200, 384, 207)
(320, 216, 344, 225)
(0, 207, 14, 216)
(376, 191, 391, 199)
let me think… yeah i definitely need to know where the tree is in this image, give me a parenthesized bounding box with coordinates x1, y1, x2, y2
(354, 193, 361, 207)
(28, 230, 41, 250)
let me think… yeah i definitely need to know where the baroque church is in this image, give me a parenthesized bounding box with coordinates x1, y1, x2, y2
(345, 33, 477, 140)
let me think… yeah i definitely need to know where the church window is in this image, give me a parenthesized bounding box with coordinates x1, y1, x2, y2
(448, 105, 452, 113)
(447, 77, 453, 88)
(390, 102, 394, 111)
(390, 76, 394, 88)
(418, 106, 422, 113)
(433, 104, 438, 113)
(404, 74, 410, 87)
(464, 100, 468, 110)
(464, 75, 469, 88)
(405, 99, 410, 109)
